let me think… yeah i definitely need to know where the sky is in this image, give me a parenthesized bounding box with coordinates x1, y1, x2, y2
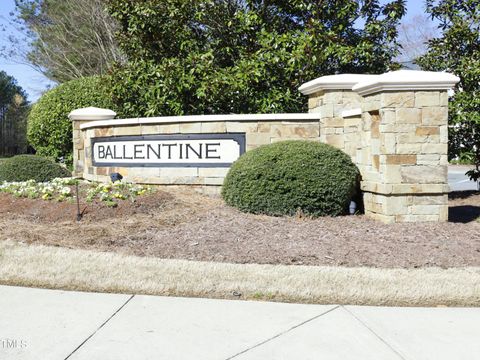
(0, 0, 56, 102)
(0, 0, 432, 103)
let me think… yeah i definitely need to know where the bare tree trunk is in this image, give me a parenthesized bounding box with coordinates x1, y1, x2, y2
(3, 0, 125, 83)
(396, 15, 439, 64)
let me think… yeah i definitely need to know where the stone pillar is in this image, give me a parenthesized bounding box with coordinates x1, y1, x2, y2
(301, 70, 459, 223)
(300, 74, 376, 161)
(353, 71, 458, 223)
(68, 107, 116, 177)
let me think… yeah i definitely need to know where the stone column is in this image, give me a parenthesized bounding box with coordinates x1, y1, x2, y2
(353, 71, 458, 223)
(68, 107, 116, 178)
(299, 74, 376, 161)
(301, 70, 459, 223)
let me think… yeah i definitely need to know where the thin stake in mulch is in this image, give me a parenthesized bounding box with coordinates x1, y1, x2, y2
(75, 180, 87, 222)
(76, 182, 82, 221)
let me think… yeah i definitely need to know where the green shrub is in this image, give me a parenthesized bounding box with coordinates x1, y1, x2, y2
(222, 141, 360, 217)
(27, 76, 115, 166)
(0, 155, 71, 182)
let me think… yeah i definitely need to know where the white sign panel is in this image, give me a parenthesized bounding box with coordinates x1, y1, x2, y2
(91, 134, 245, 167)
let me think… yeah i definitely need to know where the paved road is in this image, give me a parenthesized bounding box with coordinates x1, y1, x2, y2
(1, 285, 479, 360)
(448, 165, 478, 192)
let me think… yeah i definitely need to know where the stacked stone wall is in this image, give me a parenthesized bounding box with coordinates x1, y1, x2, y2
(308, 89, 449, 223)
(309, 90, 363, 161)
(73, 119, 320, 194)
(72, 72, 453, 222)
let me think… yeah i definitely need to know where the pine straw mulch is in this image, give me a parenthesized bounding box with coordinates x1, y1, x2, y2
(0, 188, 479, 269)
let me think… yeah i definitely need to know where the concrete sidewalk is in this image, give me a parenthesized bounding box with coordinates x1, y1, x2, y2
(1, 285, 479, 360)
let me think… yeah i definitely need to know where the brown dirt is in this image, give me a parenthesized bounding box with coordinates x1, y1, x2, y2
(0, 189, 479, 268)
(0, 189, 177, 222)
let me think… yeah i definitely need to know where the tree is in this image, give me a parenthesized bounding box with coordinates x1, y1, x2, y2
(416, 0, 480, 182)
(0, 71, 29, 156)
(6, 0, 124, 83)
(27, 76, 116, 166)
(106, 0, 406, 117)
(396, 14, 438, 65)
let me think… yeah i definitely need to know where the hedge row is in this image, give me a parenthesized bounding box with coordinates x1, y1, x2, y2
(0, 155, 70, 182)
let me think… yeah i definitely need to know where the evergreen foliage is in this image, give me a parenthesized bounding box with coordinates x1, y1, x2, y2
(222, 141, 360, 217)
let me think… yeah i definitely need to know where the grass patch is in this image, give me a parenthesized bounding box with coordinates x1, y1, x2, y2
(0, 240, 479, 307)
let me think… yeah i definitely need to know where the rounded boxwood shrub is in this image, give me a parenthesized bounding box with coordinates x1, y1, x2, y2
(0, 155, 71, 182)
(222, 140, 360, 217)
(27, 76, 115, 166)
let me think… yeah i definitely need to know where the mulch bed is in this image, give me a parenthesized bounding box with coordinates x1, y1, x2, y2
(0, 189, 479, 269)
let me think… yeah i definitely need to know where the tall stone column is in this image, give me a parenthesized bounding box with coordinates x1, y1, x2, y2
(68, 107, 116, 178)
(353, 71, 458, 222)
(301, 70, 459, 223)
